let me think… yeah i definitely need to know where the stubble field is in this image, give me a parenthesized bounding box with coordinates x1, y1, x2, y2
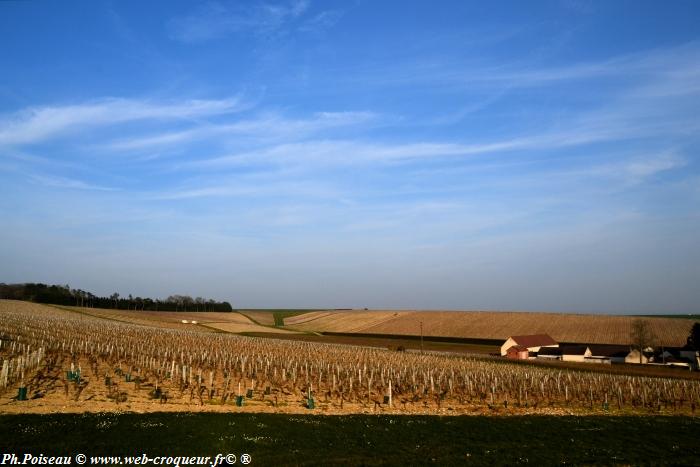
(283, 309, 694, 346)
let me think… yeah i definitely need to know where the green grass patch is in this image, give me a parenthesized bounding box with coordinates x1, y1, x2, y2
(237, 309, 316, 326)
(272, 311, 310, 326)
(1, 413, 699, 465)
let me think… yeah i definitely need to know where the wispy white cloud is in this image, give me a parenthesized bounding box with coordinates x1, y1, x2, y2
(620, 152, 687, 181)
(330, 40, 700, 96)
(514, 152, 688, 190)
(104, 111, 377, 152)
(184, 115, 691, 171)
(168, 0, 314, 43)
(0, 97, 243, 146)
(298, 10, 343, 33)
(152, 179, 337, 201)
(28, 174, 118, 191)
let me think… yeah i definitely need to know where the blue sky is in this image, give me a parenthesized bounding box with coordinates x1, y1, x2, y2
(1, 1, 699, 313)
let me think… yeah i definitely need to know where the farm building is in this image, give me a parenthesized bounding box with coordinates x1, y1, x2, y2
(585, 344, 630, 364)
(536, 347, 562, 360)
(505, 345, 530, 360)
(679, 346, 700, 364)
(656, 356, 693, 369)
(682, 348, 700, 369)
(500, 334, 558, 356)
(673, 345, 699, 368)
(625, 349, 650, 364)
(561, 345, 591, 362)
(647, 347, 698, 369)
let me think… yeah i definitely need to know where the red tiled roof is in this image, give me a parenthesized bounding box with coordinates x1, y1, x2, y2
(507, 345, 528, 352)
(510, 334, 558, 348)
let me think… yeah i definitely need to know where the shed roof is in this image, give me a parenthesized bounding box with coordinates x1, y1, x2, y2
(587, 344, 630, 358)
(509, 334, 558, 348)
(537, 346, 562, 356)
(507, 345, 528, 352)
(560, 345, 589, 356)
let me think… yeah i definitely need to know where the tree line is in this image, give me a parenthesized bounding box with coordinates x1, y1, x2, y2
(0, 283, 232, 312)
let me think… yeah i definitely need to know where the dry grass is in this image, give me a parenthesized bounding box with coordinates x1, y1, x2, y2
(284, 309, 695, 346)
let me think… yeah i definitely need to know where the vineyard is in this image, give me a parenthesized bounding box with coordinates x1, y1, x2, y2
(283, 310, 694, 346)
(1, 300, 699, 416)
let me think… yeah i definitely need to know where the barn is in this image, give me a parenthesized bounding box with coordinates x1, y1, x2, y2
(500, 334, 558, 356)
(536, 347, 562, 360)
(625, 349, 650, 364)
(560, 345, 591, 362)
(506, 345, 530, 360)
(585, 344, 630, 364)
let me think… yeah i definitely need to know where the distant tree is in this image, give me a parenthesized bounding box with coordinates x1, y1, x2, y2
(110, 293, 119, 309)
(166, 295, 183, 311)
(630, 319, 655, 363)
(688, 322, 700, 351)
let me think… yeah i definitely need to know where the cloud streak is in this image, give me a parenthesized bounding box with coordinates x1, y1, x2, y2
(28, 174, 119, 192)
(104, 111, 377, 152)
(0, 97, 243, 146)
(183, 114, 693, 171)
(320, 40, 700, 99)
(168, 0, 313, 43)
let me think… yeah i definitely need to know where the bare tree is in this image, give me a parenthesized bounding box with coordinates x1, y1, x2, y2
(110, 293, 119, 309)
(630, 319, 655, 364)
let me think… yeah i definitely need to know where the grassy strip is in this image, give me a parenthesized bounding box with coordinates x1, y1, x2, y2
(273, 311, 310, 326)
(235, 309, 318, 327)
(1, 413, 699, 465)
